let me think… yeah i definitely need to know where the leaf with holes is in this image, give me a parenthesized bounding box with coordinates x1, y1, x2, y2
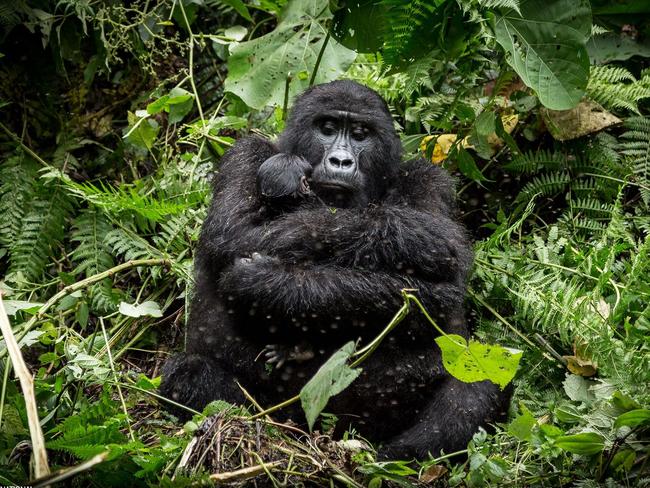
(225, 0, 356, 109)
(493, 0, 592, 110)
(435, 334, 522, 389)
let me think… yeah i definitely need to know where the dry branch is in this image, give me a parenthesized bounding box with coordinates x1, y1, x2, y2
(0, 294, 50, 478)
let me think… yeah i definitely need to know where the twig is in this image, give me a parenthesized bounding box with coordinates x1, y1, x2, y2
(0, 258, 170, 360)
(31, 452, 108, 488)
(209, 461, 283, 483)
(0, 295, 50, 478)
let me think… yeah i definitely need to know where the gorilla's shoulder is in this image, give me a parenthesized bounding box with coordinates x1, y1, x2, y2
(226, 135, 277, 158)
(396, 158, 459, 213)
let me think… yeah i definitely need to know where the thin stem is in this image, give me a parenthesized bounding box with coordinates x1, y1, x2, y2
(100, 318, 135, 442)
(309, 31, 330, 87)
(282, 73, 292, 121)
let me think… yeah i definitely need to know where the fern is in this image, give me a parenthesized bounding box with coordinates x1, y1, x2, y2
(104, 227, 162, 263)
(71, 209, 115, 277)
(587, 65, 650, 114)
(503, 150, 564, 174)
(7, 185, 74, 282)
(152, 211, 200, 255)
(619, 116, 650, 205)
(516, 172, 571, 202)
(71, 209, 120, 312)
(0, 153, 39, 248)
(476, 0, 520, 11)
(380, 0, 440, 67)
(43, 167, 200, 223)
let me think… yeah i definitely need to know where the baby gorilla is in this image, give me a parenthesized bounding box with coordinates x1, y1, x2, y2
(160, 80, 510, 459)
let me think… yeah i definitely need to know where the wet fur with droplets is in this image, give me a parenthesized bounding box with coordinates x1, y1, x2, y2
(160, 80, 511, 459)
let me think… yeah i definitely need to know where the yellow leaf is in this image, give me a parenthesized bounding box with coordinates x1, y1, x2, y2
(420, 134, 459, 164)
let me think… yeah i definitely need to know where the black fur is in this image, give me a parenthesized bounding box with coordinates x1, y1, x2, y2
(160, 80, 510, 459)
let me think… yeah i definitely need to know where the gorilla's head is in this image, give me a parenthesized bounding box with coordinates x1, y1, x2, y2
(278, 80, 402, 207)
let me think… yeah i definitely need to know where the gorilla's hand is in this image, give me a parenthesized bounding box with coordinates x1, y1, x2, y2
(237, 252, 278, 266)
(257, 154, 312, 202)
(262, 343, 315, 369)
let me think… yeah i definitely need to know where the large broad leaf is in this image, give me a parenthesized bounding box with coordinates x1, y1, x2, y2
(435, 334, 522, 389)
(300, 342, 362, 431)
(225, 0, 356, 109)
(493, 0, 592, 110)
(331, 0, 388, 53)
(554, 432, 605, 455)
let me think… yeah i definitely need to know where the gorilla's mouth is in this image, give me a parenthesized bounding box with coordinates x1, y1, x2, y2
(310, 179, 355, 192)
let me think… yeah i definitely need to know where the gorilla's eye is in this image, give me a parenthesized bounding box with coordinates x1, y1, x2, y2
(319, 120, 337, 137)
(351, 126, 368, 141)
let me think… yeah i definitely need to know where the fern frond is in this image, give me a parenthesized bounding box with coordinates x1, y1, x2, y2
(476, 0, 520, 11)
(71, 209, 115, 277)
(503, 150, 564, 174)
(380, 0, 440, 67)
(44, 168, 198, 222)
(587, 66, 650, 113)
(152, 211, 202, 255)
(516, 172, 570, 202)
(569, 198, 614, 217)
(620, 116, 650, 205)
(0, 153, 39, 247)
(104, 228, 162, 263)
(8, 186, 74, 281)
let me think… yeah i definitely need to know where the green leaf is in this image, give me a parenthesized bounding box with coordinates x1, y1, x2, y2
(300, 341, 362, 431)
(493, 0, 592, 110)
(146, 88, 194, 124)
(508, 404, 536, 441)
(331, 0, 388, 52)
(434, 334, 522, 389)
(453, 146, 488, 182)
(3, 300, 43, 316)
(220, 0, 252, 21)
(118, 300, 163, 318)
(614, 409, 650, 429)
(167, 87, 194, 124)
(554, 432, 605, 455)
(76, 301, 89, 328)
(468, 111, 497, 159)
(125, 112, 160, 150)
(563, 374, 596, 403)
(225, 0, 356, 109)
(587, 33, 650, 65)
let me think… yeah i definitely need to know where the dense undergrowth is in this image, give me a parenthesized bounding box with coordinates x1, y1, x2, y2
(0, 0, 649, 486)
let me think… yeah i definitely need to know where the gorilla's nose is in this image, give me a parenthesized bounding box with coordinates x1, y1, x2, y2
(327, 149, 356, 172)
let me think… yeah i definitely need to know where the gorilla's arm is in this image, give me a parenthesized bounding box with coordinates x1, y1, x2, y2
(198, 136, 287, 269)
(219, 257, 463, 318)
(258, 161, 471, 282)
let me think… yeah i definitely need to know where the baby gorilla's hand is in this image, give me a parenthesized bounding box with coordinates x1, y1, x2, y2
(237, 252, 278, 267)
(261, 343, 315, 369)
(257, 153, 312, 202)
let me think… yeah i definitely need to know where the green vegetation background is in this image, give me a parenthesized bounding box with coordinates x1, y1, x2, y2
(0, 0, 648, 486)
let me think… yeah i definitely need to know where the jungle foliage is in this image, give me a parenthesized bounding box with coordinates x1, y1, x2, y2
(0, 0, 649, 486)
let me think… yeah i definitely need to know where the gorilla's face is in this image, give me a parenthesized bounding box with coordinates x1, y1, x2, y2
(278, 80, 402, 208)
(309, 110, 374, 207)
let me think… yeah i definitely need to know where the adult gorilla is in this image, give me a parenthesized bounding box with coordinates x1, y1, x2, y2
(160, 80, 509, 459)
